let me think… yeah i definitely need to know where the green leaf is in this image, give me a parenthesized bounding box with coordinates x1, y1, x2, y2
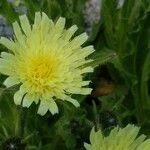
(87, 48, 117, 68)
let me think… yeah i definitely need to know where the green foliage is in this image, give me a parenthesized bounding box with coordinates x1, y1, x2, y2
(101, 0, 150, 126)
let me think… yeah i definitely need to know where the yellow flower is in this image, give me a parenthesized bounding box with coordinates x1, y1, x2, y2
(0, 12, 94, 115)
(85, 124, 150, 150)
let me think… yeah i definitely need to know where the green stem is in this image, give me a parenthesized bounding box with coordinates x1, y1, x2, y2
(16, 96, 27, 137)
(92, 101, 100, 131)
(18, 107, 26, 137)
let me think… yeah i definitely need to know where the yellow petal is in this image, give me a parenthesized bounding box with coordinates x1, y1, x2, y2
(19, 14, 31, 36)
(137, 139, 150, 150)
(22, 94, 34, 108)
(55, 17, 66, 34)
(14, 89, 26, 105)
(41, 12, 54, 35)
(37, 100, 48, 116)
(34, 12, 42, 27)
(47, 99, 59, 115)
(67, 32, 88, 50)
(65, 96, 80, 107)
(3, 76, 20, 88)
(81, 67, 94, 74)
(0, 37, 15, 51)
(13, 21, 26, 49)
(63, 25, 78, 40)
(1, 52, 15, 60)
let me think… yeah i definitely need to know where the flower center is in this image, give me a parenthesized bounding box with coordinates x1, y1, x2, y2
(18, 53, 61, 91)
(32, 60, 52, 79)
(29, 55, 59, 81)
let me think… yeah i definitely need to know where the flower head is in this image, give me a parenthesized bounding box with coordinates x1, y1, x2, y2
(85, 124, 150, 150)
(0, 12, 94, 115)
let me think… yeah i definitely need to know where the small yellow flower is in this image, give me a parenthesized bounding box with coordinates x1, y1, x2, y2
(85, 124, 150, 150)
(0, 12, 94, 115)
